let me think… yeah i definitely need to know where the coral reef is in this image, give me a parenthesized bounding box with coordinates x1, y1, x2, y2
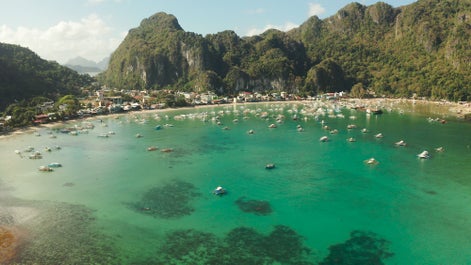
(319, 230, 393, 265)
(235, 196, 273, 215)
(147, 225, 314, 265)
(128, 180, 201, 218)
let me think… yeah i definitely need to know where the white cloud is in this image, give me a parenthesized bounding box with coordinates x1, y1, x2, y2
(246, 8, 266, 15)
(86, 0, 123, 6)
(308, 3, 326, 17)
(245, 21, 298, 36)
(87, 0, 106, 5)
(0, 14, 124, 63)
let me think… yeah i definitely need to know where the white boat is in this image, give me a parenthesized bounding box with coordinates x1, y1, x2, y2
(160, 148, 173, 153)
(375, 133, 383, 138)
(364, 157, 379, 165)
(435, 147, 444, 152)
(147, 146, 158, 151)
(38, 166, 53, 172)
(319, 136, 329, 142)
(347, 137, 356, 142)
(418, 150, 430, 159)
(265, 163, 276, 169)
(29, 151, 42, 159)
(395, 140, 407, 147)
(268, 123, 277, 128)
(213, 186, 226, 195)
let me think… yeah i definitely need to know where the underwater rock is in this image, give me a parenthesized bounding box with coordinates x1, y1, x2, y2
(128, 180, 201, 219)
(320, 230, 393, 265)
(3, 201, 122, 265)
(159, 229, 220, 263)
(263, 225, 311, 264)
(145, 225, 314, 265)
(235, 197, 273, 215)
(62, 182, 75, 187)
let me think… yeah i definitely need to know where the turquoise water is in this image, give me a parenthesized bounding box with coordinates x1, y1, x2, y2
(1, 101, 471, 264)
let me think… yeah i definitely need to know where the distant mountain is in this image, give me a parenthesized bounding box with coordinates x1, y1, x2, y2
(66, 56, 98, 68)
(0, 43, 94, 111)
(97, 56, 110, 70)
(65, 56, 110, 74)
(99, 0, 470, 101)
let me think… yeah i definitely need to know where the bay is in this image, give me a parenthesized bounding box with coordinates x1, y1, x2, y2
(1, 101, 471, 264)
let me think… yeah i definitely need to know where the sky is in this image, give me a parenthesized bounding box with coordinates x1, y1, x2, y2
(0, 0, 416, 64)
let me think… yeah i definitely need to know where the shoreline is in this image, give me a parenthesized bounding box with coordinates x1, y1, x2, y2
(1, 98, 470, 139)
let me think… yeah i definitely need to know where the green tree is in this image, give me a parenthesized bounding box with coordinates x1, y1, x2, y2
(56, 95, 81, 118)
(350, 83, 367, 98)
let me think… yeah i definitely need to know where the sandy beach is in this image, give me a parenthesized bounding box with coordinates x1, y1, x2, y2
(2, 98, 470, 140)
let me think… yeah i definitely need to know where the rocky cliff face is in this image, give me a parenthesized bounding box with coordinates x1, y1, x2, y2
(99, 1, 470, 100)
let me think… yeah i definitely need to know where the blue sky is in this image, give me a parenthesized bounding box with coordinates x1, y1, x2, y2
(0, 0, 416, 64)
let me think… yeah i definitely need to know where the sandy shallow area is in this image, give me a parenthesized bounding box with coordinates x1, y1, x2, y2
(2, 98, 470, 140)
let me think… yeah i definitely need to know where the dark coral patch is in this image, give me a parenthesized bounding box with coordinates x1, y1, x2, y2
(235, 196, 272, 215)
(128, 180, 201, 219)
(144, 225, 314, 265)
(320, 230, 394, 265)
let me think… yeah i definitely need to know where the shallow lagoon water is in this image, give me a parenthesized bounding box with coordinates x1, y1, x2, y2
(1, 102, 471, 264)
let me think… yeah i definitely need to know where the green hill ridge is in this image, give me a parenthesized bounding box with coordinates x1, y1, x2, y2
(0, 43, 93, 111)
(99, 0, 470, 100)
(0, 0, 469, 115)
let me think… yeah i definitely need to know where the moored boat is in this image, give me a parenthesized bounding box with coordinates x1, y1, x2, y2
(395, 140, 407, 147)
(161, 148, 173, 153)
(319, 136, 329, 142)
(364, 157, 379, 165)
(435, 147, 444, 152)
(417, 150, 430, 159)
(29, 151, 42, 159)
(147, 146, 158, 151)
(367, 108, 383, 115)
(48, 162, 62, 168)
(213, 186, 226, 196)
(38, 166, 53, 172)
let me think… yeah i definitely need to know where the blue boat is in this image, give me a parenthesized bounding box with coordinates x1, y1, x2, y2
(48, 162, 62, 168)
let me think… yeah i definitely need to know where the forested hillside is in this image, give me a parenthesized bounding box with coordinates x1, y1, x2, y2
(0, 43, 93, 111)
(99, 0, 470, 101)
